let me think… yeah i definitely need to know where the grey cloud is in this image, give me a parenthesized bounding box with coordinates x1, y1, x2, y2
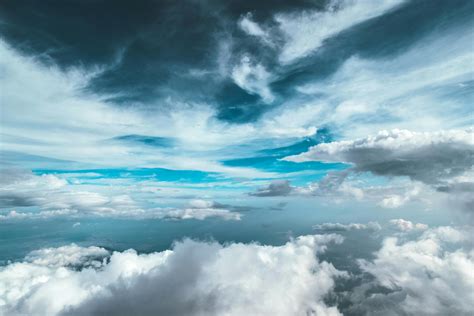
(313, 221, 381, 232)
(285, 129, 474, 186)
(249, 180, 293, 197)
(284, 129, 474, 211)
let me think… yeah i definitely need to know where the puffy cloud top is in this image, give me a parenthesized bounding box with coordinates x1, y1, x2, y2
(0, 235, 345, 316)
(358, 226, 474, 315)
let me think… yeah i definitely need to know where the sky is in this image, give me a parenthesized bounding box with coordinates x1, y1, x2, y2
(0, 0, 473, 315)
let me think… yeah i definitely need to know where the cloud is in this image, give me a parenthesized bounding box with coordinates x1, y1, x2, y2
(24, 244, 109, 268)
(295, 171, 364, 201)
(357, 226, 474, 315)
(313, 222, 381, 232)
(275, 0, 405, 63)
(389, 218, 428, 232)
(378, 184, 422, 208)
(231, 55, 274, 103)
(249, 180, 293, 197)
(0, 207, 241, 222)
(0, 235, 346, 316)
(436, 180, 474, 215)
(238, 13, 273, 46)
(0, 40, 284, 178)
(283, 129, 473, 211)
(284, 128, 474, 186)
(154, 204, 241, 221)
(290, 19, 474, 140)
(0, 171, 242, 221)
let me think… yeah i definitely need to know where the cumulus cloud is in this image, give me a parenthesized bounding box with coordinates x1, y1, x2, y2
(389, 218, 428, 232)
(282, 130, 471, 210)
(357, 226, 474, 315)
(284, 129, 474, 211)
(24, 244, 109, 268)
(275, 0, 405, 63)
(0, 235, 346, 316)
(249, 180, 293, 197)
(313, 221, 381, 232)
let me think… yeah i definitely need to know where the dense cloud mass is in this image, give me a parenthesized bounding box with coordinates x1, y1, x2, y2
(0, 235, 345, 316)
(284, 129, 474, 185)
(284, 129, 474, 212)
(1, 227, 473, 316)
(356, 226, 474, 315)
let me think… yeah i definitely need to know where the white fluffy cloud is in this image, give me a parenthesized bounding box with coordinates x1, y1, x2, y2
(0, 235, 345, 316)
(24, 244, 109, 268)
(1, 227, 472, 315)
(389, 218, 428, 232)
(378, 184, 422, 209)
(358, 226, 474, 315)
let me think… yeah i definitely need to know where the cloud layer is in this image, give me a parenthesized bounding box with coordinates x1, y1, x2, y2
(2, 226, 473, 315)
(0, 235, 345, 316)
(0, 170, 242, 221)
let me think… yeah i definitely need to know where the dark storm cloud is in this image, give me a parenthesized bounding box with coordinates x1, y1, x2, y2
(0, 0, 316, 122)
(2, 0, 472, 123)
